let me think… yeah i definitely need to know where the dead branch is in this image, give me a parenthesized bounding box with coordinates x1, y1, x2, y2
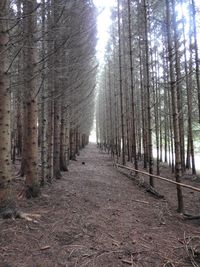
(116, 163, 200, 193)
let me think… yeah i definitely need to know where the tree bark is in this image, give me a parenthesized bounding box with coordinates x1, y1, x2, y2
(166, 0, 183, 213)
(117, 0, 126, 165)
(23, 0, 40, 197)
(128, 0, 138, 170)
(0, 0, 15, 214)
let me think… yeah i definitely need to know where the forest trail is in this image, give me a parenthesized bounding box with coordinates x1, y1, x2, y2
(0, 144, 199, 267)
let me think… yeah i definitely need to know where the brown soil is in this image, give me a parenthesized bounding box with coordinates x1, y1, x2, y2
(0, 144, 200, 267)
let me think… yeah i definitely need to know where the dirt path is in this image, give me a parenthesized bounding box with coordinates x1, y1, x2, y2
(0, 144, 199, 267)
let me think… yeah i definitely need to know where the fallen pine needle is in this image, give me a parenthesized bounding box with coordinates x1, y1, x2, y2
(122, 259, 133, 265)
(40, 246, 51, 251)
(133, 199, 149, 205)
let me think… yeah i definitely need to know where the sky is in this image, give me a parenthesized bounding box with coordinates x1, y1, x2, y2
(93, 0, 116, 64)
(89, 0, 115, 143)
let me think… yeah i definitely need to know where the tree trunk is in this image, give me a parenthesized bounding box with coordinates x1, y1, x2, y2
(53, 99, 62, 179)
(45, 5, 54, 183)
(191, 0, 200, 123)
(60, 106, 69, 172)
(0, 0, 15, 214)
(23, 0, 40, 197)
(128, 0, 138, 170)
(117, 0, 126, 165)
(166, 0, 183, 213)
(143, 0, 153, 185)
(172, 3, 185, 173)
(40, 0, 47, 186)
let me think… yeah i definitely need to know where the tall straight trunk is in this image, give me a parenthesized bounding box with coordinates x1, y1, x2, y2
(16, 0, 26, 176)
(40, 0, 46, 185)
(121, 23, 130, 161)
(45, 5, 54, 183)
(0, 0, 14, 213)
(53, 99, 62, 179)
(128, 0, 138, 170)
(138, 3, 147, 169)
(163, 44, 169, 165)
(136, 95, 142, 160)
(191, 0, 200, 123)
(164, 89, 168, 163)
(140, 62, 147, 168)
(105, 68, 110, 152)
(117, 0, 126, 165)
(114, 71, 119, 160)
(166, 0, 183, 213)
(172, 3, 185, 173)
(159, 117, 163, 162)
(169, 86, 175, 173)
(23, 0, 40, 197)
(181, 0, 196, 174)
(75, 128, 80, 156)
(60, 105, 68, 171)
(46, 98, 54, 182)
(164, 84, 168, 163)
(70, 128, 76, 160)
(163, 39, 175, 171)
(15, 0, 23, 159)
(151, 50, 160, 175)
(188, 35, 196, 174)
(65, 117, 70, 166)
(112, 27, 119, 160)
(143, 0, 153, 185)
(108, 61, 114, 157)
(124, 74, 130, 161)
(52, 0, 62, 179)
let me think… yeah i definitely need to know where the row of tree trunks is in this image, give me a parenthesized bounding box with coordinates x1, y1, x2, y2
(0, 0, 96, 217)
(96, 0, 200, 213)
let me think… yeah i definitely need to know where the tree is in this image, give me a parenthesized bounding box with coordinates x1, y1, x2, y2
(22, 0, 40, 197)
(127, 0, 138, 170)
(117, 0, 126, 165)
(165, 0, 183, 212)
(0, 0, 14, 214)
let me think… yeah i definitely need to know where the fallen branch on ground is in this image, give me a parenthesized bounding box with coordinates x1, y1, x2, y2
(122, 259, 133, 265)
(117, 168, 164, 199)
(133, 199, 149, 205)
(17, 212, 41, 222)
(115, 163, 200, 193)
(183, 214, 200, 220)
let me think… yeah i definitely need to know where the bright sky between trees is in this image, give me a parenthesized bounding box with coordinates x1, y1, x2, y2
(89, 0, 116, 143)
(93, 0, 116, 63)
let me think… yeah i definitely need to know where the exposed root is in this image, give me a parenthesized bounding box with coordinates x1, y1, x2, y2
(54, 170, 62, 179)
(18, 184, 40, 199)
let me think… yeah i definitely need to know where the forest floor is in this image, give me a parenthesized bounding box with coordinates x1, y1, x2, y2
(1, 144, 200, 267)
